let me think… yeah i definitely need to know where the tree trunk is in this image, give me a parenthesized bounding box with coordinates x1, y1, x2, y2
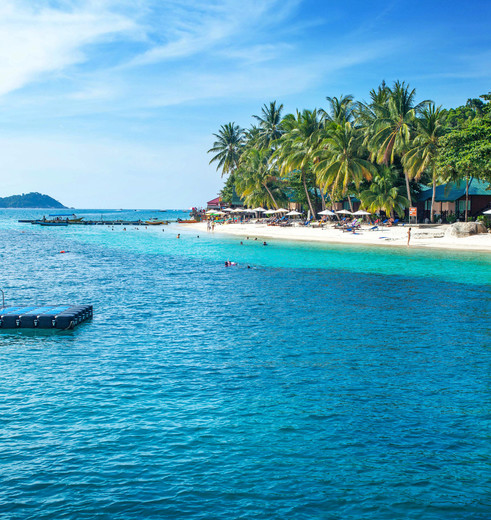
(331, 189, 340, 219)
(430, 176, 436, 223)
(302, 170, 316, 218)
(347, 193, 354, 213)
(320, 183, 327, 211)
(263, 183, 279, 209)
(404, 170, 412, 207)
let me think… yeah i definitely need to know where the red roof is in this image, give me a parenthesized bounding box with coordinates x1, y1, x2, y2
(207, 196, 221, 205)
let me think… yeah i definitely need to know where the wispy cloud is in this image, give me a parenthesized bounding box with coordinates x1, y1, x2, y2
(125, 0, 301, 66)
(0, 0, 136, 96)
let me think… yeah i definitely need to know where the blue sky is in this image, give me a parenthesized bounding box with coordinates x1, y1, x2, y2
(0, 0, 490, 208)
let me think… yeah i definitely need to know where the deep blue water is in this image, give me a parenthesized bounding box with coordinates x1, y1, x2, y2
(1, 210, 490, 519)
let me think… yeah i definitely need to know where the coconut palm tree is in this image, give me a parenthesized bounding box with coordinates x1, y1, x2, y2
(360, 166, 409, 217)
(235, 147, 284, 209)
(321, 94, 355, 124)
(370, 81, 430, 205)
(314, 122, 376, 211)
(252, 101, 284, 149)
(403, 104, 446, 222)
(207, 122, 244, 176)
(274, 109, 324, 216)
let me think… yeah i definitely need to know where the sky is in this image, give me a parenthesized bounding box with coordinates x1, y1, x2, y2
(0, 0, 490, 209)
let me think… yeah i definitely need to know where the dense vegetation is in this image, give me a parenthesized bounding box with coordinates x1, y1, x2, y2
(0, 192, 66, 208)
(208, 82, 491, 222)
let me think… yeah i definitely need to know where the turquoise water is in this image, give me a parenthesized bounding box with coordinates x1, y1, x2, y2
(1, 209, 490, 519)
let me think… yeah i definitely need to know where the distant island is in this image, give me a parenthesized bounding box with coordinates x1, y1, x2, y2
(0, 192, 66, 208)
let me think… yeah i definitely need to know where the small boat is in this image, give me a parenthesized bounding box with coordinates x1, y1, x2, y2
(38, 221, 68, 227)
(177, 219, 198, 224)
(144, 219, 168, 225)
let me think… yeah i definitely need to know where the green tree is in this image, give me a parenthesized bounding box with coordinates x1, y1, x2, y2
(321, 94, 354, 124)
(403, 104, 446, 222)
(314, 122, 376, 211)
(208, 122, 244, 176)
(437, 93, 491, 220)
(370, 80, 430, 205)
(274, 109, 324, 216)
(252, 101, 284, 149)
(360, 166, 409, 217)
(235, 147, 285, 209)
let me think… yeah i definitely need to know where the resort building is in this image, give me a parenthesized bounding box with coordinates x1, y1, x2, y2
(416, 179, 491, 221)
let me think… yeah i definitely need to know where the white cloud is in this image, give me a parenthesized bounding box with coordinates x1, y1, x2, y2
(0, 0, 136, 96)
(126, 0, 301, 66)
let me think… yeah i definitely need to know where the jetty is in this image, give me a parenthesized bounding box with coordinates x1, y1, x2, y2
(18, 219, 169, 226)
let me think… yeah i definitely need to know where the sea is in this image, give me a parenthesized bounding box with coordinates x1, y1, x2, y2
(1, 209, 490, 520)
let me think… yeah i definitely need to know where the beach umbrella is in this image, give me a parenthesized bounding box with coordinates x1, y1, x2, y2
(352, 210, 371, 216)
(318, 209, 336, 216)
(336, 209, 352, 215)
(264, 209, 276, 214)
(275, 208, 288, 213)
(222, 208, 233, 212)
(215, 211, 226, 216)
(286, 210, 302, 216)
(483, 209, 491, 215)
(252, 207, 266, 212)
(232, 208, 244, 213)
(206, 210, 218, 215)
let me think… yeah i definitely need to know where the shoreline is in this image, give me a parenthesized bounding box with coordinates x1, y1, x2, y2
(187, 222, 491, 253)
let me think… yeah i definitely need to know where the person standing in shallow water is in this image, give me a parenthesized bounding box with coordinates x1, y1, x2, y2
(407, 227, 411, 246)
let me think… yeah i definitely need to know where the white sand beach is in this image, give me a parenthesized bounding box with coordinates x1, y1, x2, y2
(188, 221, 491, 252)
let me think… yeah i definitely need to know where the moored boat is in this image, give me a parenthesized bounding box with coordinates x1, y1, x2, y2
(37, 221, 68, 227)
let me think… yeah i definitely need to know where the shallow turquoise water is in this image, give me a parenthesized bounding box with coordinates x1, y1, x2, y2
(1, 210, 490, 519)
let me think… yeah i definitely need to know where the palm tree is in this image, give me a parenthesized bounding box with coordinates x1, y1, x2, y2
(274, 109, 324, 216)
(208, 122, 244, 176)
(360, 166, 409, 217)
(370, 81, 430, 206)
(235, 147, 283, 209)
(403, 104, 446, 222)
(253, 101, 284, 148)
(321, 94, 354, 124)
(314, 122, 376, 211)
(355, 81, 391, 144)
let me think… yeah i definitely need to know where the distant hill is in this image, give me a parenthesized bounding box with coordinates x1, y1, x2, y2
(0, 192, 66, 208)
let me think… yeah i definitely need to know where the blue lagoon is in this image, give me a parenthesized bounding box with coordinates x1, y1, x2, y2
(0, 210, 490, 519)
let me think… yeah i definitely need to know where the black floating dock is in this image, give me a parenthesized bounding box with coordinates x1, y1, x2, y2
(0, 305, 93, 330)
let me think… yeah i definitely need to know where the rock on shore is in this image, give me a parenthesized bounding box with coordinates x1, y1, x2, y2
(445, 222, 488, 237)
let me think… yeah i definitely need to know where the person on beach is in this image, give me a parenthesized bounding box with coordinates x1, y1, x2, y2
(407, 227, 411, 246)
(211, 221, 215, 232)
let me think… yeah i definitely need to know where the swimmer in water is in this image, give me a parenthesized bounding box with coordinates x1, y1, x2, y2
(263, 241, 267, 246)
(177, 234, 180, 239)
